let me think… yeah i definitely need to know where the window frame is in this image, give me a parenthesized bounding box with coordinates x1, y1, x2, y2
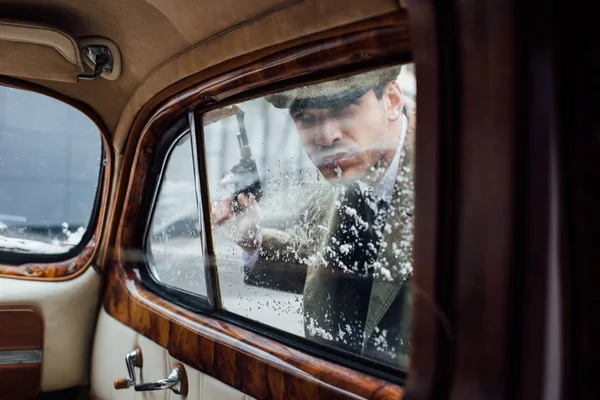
(108, 12, 410, 398)
(140, 116, 215, 312)
(0, 82, 107, 266)
(138, 62, 415, 384)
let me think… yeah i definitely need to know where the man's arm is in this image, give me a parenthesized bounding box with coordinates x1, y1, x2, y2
(242, 226, 313, 294)
(212, 193, 311, 294)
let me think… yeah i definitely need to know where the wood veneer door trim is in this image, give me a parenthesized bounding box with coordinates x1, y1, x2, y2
(105, 12, 412, 400)
(0, 363, 42, 400)
(104, 266, 404, 400)
(0, 306, 44, 351)
(0, 77, 113, 281)
(0, 306, 44, 400)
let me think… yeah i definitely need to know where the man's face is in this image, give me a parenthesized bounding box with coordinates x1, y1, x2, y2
(290, 82, 404, 183)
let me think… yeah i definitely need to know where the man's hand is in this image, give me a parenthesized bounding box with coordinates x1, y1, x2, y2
(211, 193, 263, 251)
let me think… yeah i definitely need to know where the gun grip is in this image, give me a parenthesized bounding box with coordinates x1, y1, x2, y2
(231, 182, 262, 213)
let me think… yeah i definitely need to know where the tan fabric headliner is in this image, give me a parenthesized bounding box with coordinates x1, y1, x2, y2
(0, 40, 81, 82)
(0, 0, 400, 152)
(0, 19, 82, 65)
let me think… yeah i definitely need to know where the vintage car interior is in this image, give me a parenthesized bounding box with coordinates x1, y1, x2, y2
(0, 0, 595, 399)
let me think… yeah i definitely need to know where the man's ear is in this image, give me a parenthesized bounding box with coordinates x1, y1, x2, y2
(383, 81, 404, 122)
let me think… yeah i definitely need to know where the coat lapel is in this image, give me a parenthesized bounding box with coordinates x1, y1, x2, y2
(363, 117, 416, 346)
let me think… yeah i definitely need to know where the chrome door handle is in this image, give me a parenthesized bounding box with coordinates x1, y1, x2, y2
(134, 364, 188, 396)
(113, 347, 188, 397)
(114, 346, 143, 389)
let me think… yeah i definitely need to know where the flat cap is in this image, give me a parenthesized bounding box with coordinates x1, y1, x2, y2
(265, 65, 402, 110)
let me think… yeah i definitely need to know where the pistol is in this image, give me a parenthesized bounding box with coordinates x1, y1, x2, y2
(225, 109, 262, 212)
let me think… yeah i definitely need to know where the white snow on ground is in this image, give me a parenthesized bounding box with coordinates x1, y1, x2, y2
(65, 227, 86, 245)
(61, 223, 87, 245)
(0, 235, 69, 254)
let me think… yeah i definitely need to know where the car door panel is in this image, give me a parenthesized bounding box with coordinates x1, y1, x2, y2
(91, 309, 255, 400)
(97, 265, 402, 399)
(0, 267, 102, 392)
(0, 77, 112, 398)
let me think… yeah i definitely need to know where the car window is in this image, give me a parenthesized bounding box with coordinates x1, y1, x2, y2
(204, 64, 416, 369)
(145, 131, 207, 297)
(0, 84, 103, 255)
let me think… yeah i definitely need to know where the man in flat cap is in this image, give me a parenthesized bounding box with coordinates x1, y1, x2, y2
(212, 65, 415, 368)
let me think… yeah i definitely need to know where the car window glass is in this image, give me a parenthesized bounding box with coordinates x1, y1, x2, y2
(0, 85, 103, 255)
(204, 64, 416, 369)
(146, 132, 207, 297)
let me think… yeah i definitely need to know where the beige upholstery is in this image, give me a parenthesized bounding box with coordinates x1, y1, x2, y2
(0, 20, 81, 64)
(0, 19, 83, 82)
(0, 267, 102, 391)
(144, 0, 297, 43)
(0, 40, 81, 82)
(91, 309, 255, 400)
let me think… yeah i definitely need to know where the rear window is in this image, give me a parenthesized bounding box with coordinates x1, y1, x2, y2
(0, 84, 103, 256)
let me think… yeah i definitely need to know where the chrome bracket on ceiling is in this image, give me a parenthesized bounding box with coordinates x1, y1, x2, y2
(77, 45, 114, 81)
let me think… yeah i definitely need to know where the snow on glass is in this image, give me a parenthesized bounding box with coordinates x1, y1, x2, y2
(202, 95, 415, 367)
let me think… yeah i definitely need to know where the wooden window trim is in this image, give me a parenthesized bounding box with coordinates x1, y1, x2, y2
(106, 12, 411, 399)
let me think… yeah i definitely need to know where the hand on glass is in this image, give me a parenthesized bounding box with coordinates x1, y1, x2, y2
(211, 193, 263, 251)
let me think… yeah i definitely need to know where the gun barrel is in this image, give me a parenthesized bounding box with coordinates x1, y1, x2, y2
(236, 110, 253, 159)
